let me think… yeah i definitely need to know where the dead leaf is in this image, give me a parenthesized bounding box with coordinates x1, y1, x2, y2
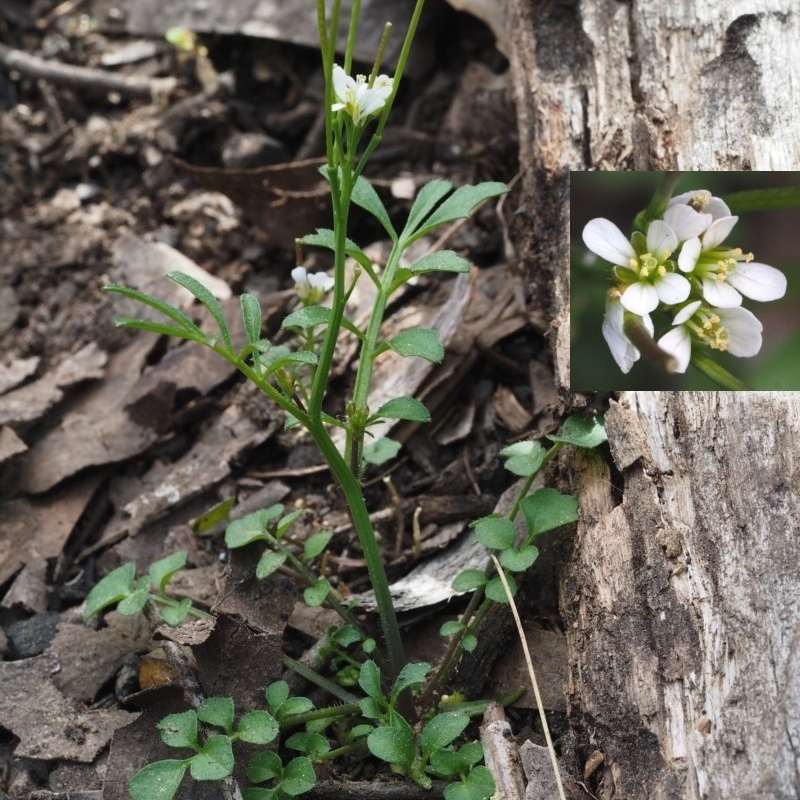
(9, 336, 156, 495)
(46, 612, 153, 703)
(0, 425, 27, 464)
(0, 653, 135, 762)
(102, 399, 281, 542)
(0, 473, 100, 587)
(0, 342, 107, 427)
(0, 355, 39, 395)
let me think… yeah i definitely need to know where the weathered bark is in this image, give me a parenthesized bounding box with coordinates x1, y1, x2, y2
(567, 393, 800, 798)
(501, 0, 800, 797)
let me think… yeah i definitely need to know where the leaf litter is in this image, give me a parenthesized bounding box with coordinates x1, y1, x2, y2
(0, 1, 568, 796)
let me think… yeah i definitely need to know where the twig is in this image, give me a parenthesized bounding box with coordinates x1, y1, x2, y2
(490, 554, 567, 800)
(0, 43, 177, 100)
(480, 703, 525, 800)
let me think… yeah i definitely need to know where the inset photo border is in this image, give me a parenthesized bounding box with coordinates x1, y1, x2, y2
(570, 172, 799, 391)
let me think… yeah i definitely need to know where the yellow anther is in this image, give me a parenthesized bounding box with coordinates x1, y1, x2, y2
(689, 193, 709, 211)
(658, 265, 666, 277)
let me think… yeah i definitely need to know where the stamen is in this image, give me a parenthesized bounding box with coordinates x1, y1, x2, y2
(689, 193, 709, 212)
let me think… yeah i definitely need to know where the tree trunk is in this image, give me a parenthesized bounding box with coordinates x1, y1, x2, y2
(501, 0, 800, 797)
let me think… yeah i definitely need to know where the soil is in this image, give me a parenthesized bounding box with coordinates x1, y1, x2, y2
(0, 2, 566, 797)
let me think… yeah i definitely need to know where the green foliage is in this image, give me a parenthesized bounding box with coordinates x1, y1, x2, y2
(372, 396, 431, 423)
(83, 552, 203, 627)
(191, 497, 235, 534)
(128, 760, 188, 800)
(402, 181, 509, 245)
(129, 696, 283, 800)
(386, 328, 444, 362)
(361, 436, 402, 466)
(520, 487, 579, 535)
(547, 414, 608, 449)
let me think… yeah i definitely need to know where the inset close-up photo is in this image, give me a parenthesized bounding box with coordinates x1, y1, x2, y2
(570, 172, 799, 390)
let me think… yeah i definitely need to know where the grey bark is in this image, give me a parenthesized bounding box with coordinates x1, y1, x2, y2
(500, 0, 800, 797)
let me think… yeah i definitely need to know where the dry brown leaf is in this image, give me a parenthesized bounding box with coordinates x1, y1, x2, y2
(0, 653, 135, 762)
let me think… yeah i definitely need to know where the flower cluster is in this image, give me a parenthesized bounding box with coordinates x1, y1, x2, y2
(331, 64, 394, 126)
(291, 266, 334, 305)
(582, 190, 787, 374)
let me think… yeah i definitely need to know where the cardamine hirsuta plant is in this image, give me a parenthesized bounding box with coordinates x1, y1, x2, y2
(582, 184, 788, 388)
(84, 1, 613, 799)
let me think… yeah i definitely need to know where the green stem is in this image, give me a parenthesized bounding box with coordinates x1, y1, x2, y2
(422, 442, 563, 708)
(373, 0, 427, 140)
(343, 0, 362, 73)
(308, 171, 352, 420)
(634, 171, 684, 231)
(150, 594, 213, 620)
(344, 243, 404, 467)
(306, 418, 406, 682)
(282, 654, 361, 705)
(622, 312, 679, 373)
(261, 531, 362, 631)
(691, 351, 748, 390)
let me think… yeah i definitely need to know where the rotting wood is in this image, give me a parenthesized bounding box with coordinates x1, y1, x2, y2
(562, 393, 800, 798)
(501, 0, 800, 796)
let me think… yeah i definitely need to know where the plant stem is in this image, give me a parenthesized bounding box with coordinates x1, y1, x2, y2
(306, 418, 406, 682)
(635, 171, 684, 231)
(344, 243, 404, 467)
(691, 351, 748, 390)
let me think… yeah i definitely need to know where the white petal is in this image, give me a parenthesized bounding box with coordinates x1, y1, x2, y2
(663, 205, 713, 241)
(291, 266, 309, 286)
(673, 300, 702, 325)
(705, 197, 732, 219)
(701, 278, 742, 308)
(332, 65, 351, 103)
(645, 220, 678, 260)
(727, 262, 787, 302)
(373, 74, 394, 99)
(657, 327, 692, 373)
(655, 272, 691, 305)
(678, 237, 702, 272)
(668, 190, 709, 208)
(701, 216, 738, 248)
(602, 301, 639, 373)
(620, 282, 659, 314)
(718, 307, 763, 357)
(308, 271, 335, 291)
(582, 219, 636, 266)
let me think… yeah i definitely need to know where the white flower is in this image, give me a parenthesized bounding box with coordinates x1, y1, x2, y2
(582, 217, 691, 315)
(662, 204, 713, 242)
(601, 293, 654, 373)
(331, 65, 393, 125)
(292, 266, 334, 304)
(676, 217, 787, 308)
(657, 300, 763, 373)
(668, 189, 731, 221)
